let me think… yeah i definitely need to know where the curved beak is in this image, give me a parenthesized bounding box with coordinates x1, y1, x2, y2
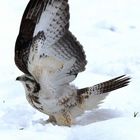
(16, 76, 21, 81)
(16, 76, 27, 81)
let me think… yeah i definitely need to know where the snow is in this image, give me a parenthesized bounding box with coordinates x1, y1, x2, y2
(0, 0, 140, 139)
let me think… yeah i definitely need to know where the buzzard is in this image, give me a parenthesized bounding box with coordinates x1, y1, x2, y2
(15, 0, 130, 126)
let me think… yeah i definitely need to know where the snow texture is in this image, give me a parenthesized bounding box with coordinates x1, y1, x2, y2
(0, 0, 140, 139)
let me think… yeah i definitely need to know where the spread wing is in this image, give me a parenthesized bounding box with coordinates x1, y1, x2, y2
(15, 0, 49, 74)
(77, 75, 131, 109)
(15, 0, 87, 85)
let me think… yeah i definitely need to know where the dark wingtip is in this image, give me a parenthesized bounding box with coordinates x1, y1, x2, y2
(117, 75, 131, 86)
(102, 75, 131, 93)
(77, 75, 131, 97)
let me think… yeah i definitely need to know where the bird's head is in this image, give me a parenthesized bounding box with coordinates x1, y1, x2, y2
(16, 75, 40, 93)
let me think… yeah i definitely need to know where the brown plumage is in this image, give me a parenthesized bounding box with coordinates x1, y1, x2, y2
(15, 0, 131, 126)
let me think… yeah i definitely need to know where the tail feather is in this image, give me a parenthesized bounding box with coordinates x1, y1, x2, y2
(77, 75, 131, 109)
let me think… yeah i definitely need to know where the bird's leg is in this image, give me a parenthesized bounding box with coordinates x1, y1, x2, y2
(62, 111, 72, 126)
(54, 110, 72, 126)
(46, 115, 57, 125)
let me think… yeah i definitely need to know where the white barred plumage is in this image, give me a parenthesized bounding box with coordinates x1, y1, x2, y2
(15, 0, 130, 126)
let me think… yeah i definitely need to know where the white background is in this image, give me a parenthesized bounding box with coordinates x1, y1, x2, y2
(0, 0, 140, 139)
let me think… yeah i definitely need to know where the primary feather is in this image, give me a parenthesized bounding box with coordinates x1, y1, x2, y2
(15, 0, 131, 126)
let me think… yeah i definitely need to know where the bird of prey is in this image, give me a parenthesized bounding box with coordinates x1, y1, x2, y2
(15, 0, 130, 126)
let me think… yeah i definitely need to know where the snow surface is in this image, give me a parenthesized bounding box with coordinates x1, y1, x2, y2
(0, 0, 140, 139)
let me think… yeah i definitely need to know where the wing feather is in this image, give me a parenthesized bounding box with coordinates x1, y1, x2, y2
(77, 75, 131, 109)
(34, 0, 69, 46)
(15, 0, 87, 85)
(51, 31, 87, 75)
(15, 0, 49, 74)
